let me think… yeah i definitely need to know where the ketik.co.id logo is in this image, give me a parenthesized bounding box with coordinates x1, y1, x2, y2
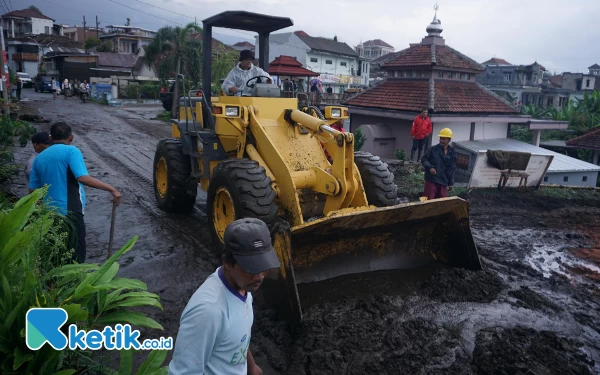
(26, 308, 172, 350)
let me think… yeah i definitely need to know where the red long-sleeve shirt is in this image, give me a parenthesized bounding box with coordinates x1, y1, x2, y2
(411, 115, 432, 140)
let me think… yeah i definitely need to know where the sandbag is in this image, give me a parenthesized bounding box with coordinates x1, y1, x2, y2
(486, 150, 531, 170)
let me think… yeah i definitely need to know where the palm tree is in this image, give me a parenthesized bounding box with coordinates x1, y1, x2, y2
(521, 104, 548, 119)
(144, 22, 203, 117)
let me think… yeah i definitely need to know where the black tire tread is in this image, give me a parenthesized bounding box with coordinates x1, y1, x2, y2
(354, 151, 398, 207)
(153, 138, 197, 213)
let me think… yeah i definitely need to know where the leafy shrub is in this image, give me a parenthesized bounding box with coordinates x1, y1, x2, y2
(354, 127, 366, 152)
(0, 189, 168, 374)
(0, 115, 35, 188)
(395, 149, 407, 161)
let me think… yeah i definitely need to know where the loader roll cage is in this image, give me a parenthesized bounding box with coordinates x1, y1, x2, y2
(201, 11, 294, 105)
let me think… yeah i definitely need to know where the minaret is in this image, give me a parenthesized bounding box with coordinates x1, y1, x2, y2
(422, 4, 446, 46)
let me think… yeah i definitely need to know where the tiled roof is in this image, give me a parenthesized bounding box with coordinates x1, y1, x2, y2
(10, 34, 83, 49)
(434, 81, 519, 114)
(344, 79, 429, 111)
(345, 78, 520, 114)
(382, 45, 484, 71)
(482, 57, 512, 65)
(294, 31, 358, 57)
(95, 52, 136, 69)
(233, 41, 254, 48)
(549, 75, 563, 88)
(363, 39, 393, 48)
(588, 63, 600, 70)
(2, 8, 54, 21)
(269, 55, 318, 76)
(566, 127, 600, 150)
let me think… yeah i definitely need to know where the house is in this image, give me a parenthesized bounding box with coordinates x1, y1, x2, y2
(589, 64, 600, 76)
(99, 25, 156, 54)
(1, 8, 63, 39)
(355, 39, 395, 61)
(7, 34, 83, 77)
(566, 127, 600, 166)
(64, 26, 105, 42)
(256, 31, 364, 93)
(475, 59, 566, 106)
(230, 41, 255, 52)
(344, 8, 568, 168)
(41, 48, 97, 83)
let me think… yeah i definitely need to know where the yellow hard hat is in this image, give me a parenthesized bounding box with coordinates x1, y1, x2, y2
(438, 128, 453, 138)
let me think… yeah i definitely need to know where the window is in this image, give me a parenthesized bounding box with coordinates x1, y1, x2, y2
(45, 26, 50, 34)
(543, 176, 548, 182)
(456, 154, 469, 170)
(411, 71, 417, 77)
(586, 79, 590, 88)
(446, 71, 452, 78)
(504, 73, 512, 82)
(455, 72, 461, 79)
(325, 60, 332, 65)
(310, 57, 317, 63)
(402, 71, 408, 77)
(563, 176, 569, 182)
(462, 73, 471, 80)
(583, 176, 588, 182)
(340, 61, 347, 66)
(394, 71, 399, 77)
(437, 71, 443, 78)
(419, 71, 425, 78)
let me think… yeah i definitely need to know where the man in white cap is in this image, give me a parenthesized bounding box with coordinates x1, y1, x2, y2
(169, 217, 281, 375)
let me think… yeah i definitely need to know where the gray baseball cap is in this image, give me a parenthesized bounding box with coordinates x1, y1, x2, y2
(224, 218, 281, 274)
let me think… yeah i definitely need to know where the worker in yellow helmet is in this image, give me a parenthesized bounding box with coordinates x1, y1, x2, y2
(421, 127, 456, 200)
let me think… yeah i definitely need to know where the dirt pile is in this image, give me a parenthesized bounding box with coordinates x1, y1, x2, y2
(282, 297, 471, 375)
(420, 268, 507, 303)
(472, 326, 594, 374)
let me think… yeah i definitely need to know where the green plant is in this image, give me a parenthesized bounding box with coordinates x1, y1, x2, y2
(0, 116, 35, 187)
(0, 189, 167, 374)
(96, 41, 114, 53)
(353, 127, 366, 152)
(153, 111, 171, 123)
(395, 148, 407, 161)
(84, 37, 102, 51)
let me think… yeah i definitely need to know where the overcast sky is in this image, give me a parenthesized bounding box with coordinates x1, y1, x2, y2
(20, 0, 600, 74)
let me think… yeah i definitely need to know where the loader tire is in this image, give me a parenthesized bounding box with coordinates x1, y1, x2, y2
(354, 151, 398, 207)
(208, 159, 278, 249)
(153, 138, 197, 213)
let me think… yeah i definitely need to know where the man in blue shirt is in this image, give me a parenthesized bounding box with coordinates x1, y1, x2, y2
(29, 122, 122, 263)
(169, 218, 281, 375)
(421, 127, 456, 200)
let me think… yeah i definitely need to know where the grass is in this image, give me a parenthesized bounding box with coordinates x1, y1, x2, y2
(154, 110, 171, 122)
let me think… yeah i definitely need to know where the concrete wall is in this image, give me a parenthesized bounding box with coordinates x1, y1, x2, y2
(32, 18, 54, 35)
(543, 171, 598, 188)
(351, 114, 414, 159)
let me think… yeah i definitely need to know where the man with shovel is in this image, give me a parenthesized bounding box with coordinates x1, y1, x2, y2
(29, 122, 122, 264)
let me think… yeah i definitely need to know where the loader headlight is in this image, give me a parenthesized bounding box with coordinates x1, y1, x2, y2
(225, 106, 239, 117)
(331, 108, 342, 118)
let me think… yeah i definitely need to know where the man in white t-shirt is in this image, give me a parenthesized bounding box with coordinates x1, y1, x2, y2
(169, 218, 281, 375)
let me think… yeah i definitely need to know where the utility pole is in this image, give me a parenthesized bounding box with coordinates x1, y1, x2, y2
(96, 16, 99, 38)
(83, 15, 86, 42)
(0, 27, 9, 116)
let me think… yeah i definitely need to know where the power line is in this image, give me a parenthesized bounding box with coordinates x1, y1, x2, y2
(0, 0, 9, 13)
(7, 0, 12, 11)
(106, 0, 183, 26)
(133, 0, 194, 21)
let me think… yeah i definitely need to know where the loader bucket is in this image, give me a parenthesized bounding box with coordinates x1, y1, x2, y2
(261, 196, 481, 321)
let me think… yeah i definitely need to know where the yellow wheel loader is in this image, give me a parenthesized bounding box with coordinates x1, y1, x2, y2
(153, 11, 481, 321)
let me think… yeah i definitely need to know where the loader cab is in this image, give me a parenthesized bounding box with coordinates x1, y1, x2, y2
(201, 11, 294, 104)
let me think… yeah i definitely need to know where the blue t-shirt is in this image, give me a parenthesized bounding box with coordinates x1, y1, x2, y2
(168, 267, 254, 375)
(29, 144, 89, 215)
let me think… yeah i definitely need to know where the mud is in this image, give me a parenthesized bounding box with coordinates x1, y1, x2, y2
(472, 327, 593, 374)
(12, 90, 600, 373)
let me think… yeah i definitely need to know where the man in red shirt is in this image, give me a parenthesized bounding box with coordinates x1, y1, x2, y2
(331, 118, 345, 132)
(410, 108, 433, 162)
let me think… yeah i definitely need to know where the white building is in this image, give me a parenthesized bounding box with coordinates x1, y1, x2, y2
(1, 8, 61, 38)
(355, 39, 395, 61)
(256, 31, 366, 92)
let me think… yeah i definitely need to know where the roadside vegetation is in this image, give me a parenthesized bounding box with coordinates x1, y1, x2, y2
(0, 116, 170, 374)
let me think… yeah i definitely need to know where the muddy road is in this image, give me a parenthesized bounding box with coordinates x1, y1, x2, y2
(14, 90, 600, 374)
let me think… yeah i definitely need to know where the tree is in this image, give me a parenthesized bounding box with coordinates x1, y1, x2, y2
(125, 17, 131, 26)
(28, 5, 41, 12)
(144, 22, 203, 118)
(96, 41, 114, 52)
(84, 37, 101, 51)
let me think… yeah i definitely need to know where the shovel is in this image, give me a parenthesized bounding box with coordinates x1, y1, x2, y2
(107, 201, 117, 259)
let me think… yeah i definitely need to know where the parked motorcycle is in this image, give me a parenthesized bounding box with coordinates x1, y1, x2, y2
(80, 88, 89, 103)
